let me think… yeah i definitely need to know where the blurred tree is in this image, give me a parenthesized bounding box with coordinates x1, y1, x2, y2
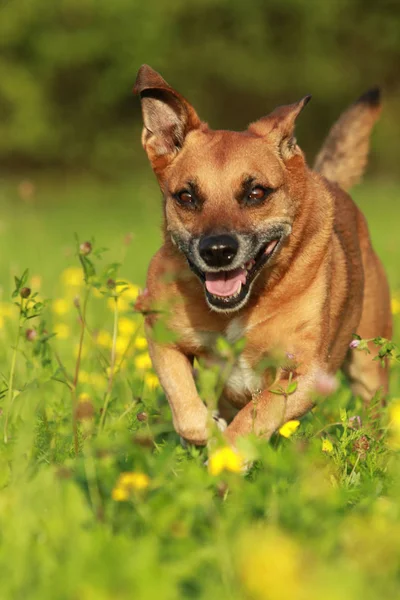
(0, 0, 399, 176)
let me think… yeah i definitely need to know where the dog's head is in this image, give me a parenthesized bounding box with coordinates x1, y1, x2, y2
(134, 65, 311, 313)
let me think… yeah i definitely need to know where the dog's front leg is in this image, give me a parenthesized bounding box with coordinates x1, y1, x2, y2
(224, 366, 320, 445)
(146, 334, 210, 445)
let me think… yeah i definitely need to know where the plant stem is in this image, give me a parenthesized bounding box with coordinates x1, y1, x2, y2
(4, 299, 23, 444)
(99, 296, 119, 431)
(71, 286, 91, 455)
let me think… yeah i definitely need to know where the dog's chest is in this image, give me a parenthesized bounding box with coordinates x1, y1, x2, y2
(186, 318, 262, 398)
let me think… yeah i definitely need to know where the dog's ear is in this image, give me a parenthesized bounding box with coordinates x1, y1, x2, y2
(249, 96, 311, 160)
(134, 65, 202, 170)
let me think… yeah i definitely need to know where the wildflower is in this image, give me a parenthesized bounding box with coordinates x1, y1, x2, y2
(112, 486, 129, 502)
(52, 298, 70, 316)
(391, 296, 400, 315)
(349, 339, 360, 349)
(144, 372, 159, 390)
(115, 336, 130, 355)
(237, 528, 303, 600)
(134, 336, 147, 350)
(134, 352, 152, 371)
(20, 287, 31, 298)
(121, 283, 140, 301)
(0, 303, 15, 318)
(348, 415, 362, 429)
(111, 471, 150, 501)
(279, 420, 300, 438)
(107, 283, 140, 313)
(96, 330, 112, 347)
(353, 435, 370, 460)
(118, 317, 136, 336)
(208, 446, 244, 475)
(61, 267, 83, 288)
(388, 400, 400, 450)
(79, 241, 92, 256)
(322, 438, 333, 453)
(119, 472, 150, 489)
(53, 323, 70, 340)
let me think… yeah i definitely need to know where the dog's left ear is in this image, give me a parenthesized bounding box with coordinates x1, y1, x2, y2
(134, 65, 202, 171)
(249, 95, 311, 160)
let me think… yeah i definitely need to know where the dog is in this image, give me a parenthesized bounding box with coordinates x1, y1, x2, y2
(134, 65, 392, 446)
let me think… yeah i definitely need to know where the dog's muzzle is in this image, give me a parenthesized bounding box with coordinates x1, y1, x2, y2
(183, 223, 291, 313)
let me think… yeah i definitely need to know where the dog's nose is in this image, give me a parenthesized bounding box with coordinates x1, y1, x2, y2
(199, 234, 239, 268)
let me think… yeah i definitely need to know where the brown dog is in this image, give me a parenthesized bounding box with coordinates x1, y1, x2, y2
(134, 65, 392, 446)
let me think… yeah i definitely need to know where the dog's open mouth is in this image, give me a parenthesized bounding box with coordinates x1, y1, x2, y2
(191, 238, 281, 311)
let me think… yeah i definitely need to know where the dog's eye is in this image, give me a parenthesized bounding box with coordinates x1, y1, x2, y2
(176, 190, 194, 205)
(247, 186, 272, 204)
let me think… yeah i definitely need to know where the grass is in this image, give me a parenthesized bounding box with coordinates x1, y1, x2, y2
(0, 173, 399, 599)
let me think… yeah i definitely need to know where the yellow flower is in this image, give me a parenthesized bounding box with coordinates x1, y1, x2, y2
(208, 446, 244, 476)
(107, 296, 130, 313)
(388, 400, 400, 450)
(53, 323, 70, 340)
(107, 283, 140, 313)
(0, 302, 16, 318)
(118, 317, 136, 336)
(118, 471, 150, 490)
(322, 438, 333, 453)
(52, 298, 70, 316)
(119, 283, 140, 301)
(391, 296, 400, 315)
(115, 335, 130, 355)
(237, 528, 303, 600)
(134, 352, 152, 371)
(96, 330, 112, 347)
(134, 336, 147, 350)
(144, 372, 160, 390)
(61, 267, 83, 287)
(78, 392, 91, 403)
(279, 420, 300, 438)
(112, 486, 129, 502)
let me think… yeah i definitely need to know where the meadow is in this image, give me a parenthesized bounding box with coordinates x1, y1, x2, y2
(0, 173, 399, 599)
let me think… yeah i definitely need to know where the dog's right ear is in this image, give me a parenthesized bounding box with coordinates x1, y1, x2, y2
(134, 65, 202, 171)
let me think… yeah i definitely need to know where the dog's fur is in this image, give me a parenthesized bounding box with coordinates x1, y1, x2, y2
(134, 65, 392, 445)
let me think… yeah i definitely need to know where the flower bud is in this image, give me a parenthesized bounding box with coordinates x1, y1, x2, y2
(25, 328, 37, 342)
(20, 287, 31, 298)
(137, 411, 148, 422)
(79, 241, 92, 255)
(349, 339, 360, 349)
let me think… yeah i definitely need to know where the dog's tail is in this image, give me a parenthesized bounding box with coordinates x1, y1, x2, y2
(313, 87, 381, 191)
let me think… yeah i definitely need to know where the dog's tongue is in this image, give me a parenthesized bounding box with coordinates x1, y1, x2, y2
(205, 268, 247, 297)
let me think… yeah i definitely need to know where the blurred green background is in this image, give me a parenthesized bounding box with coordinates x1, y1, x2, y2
(0, 0, 399, 294)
